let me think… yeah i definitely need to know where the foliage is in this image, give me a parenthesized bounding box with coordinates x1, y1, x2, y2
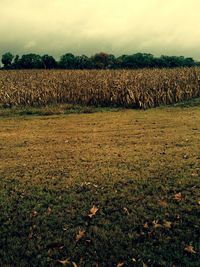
(59, 53, 77, 69)
(91, 52, 116, 69)
(20, 54, 43, 69)
(75, 55, 93, 69)
(41, 55, 57, 69)
(1, 52, 14, 68)
(0, 51, 199, 69)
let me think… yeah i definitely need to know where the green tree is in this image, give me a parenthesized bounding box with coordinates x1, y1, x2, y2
(20, 54, 43, 69)
(1, 52, 14, 68)
(76, 55, 93, 69)
(41, 54, 57, 69)
(59, 53, 77, 69)
(13, 55, 20, 68)
(91, 52, 116, 69)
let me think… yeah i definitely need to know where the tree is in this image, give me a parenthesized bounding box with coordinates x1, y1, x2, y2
(20, 54, 43, 69)
(41, 54, 57, 69)
(91, 53, 116, 69)
(13, 55, 20, 68)
(59, 53, 77, 69)
(75, 55, 93, 69)
(1, 52, 14, 68)
(117, 53, 156, 69)
(183, 57, 195, 67)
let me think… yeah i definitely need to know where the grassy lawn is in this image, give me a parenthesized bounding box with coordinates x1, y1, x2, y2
(0, 104, 200, 266)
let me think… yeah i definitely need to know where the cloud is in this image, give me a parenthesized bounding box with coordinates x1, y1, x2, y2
(0, 0, 200, 59)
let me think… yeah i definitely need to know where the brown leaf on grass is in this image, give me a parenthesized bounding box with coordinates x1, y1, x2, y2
(198, 200, 200, 206)
(142, 262, 148, 267)
(72, 262, 79, 267)
(88, 205, 99, 218)
(152, 220, 163, 229)
(123, 207, 129, 214)
(46, 207, 52, 215)
(174, 192, 182, 201)
(191, 172, 198, 177)
(47, 242, 64, 249)
(76, 230, 85, 242)
(28, 226, 33, 239)
(184, 245, 196, 254)
(163, 220, 172, 229)
(116, 262, 125, 267)
(159, 199, 168, 208)
(143, 222, 148, 229)
(57, 258, 70, 265)
(32, 210, 38, 217)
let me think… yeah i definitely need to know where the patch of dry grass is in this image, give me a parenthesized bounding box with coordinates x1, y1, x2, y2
(0, 107, 200, 266)
(1, 107, 200, 187)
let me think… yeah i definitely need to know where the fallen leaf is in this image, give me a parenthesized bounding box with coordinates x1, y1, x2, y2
(57, 258, 70, 265)
(88, 205, 99, 218)
(123, 207, 129, 214)
(174, 192, 182, 201)
(72, 262, 79, 267)
(76, 230, 85, 242)
(143, 222, 148, 229)
(159, 199, 168, 207)
(153, 220, 163, 229)
(184, 245, 196, 254)
(191, 173, 198, 177)
(142, 262, 148, 267)
(47, 242, 64, 249)
(28, 226, 33, 239)
(46, 207, 52, 215)
(32, 210, 38, 217)
(116, 262, 125, 267)
(163, 220, 172, 229)
(198, 201, 200, 206)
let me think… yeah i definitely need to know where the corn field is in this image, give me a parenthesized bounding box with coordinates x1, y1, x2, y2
(0, 68, 200, 109)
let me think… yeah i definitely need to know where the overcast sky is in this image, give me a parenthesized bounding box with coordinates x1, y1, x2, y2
(1, 0, 200, 59)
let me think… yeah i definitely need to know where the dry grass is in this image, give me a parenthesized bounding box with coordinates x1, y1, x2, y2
(1, 107, 200, 188)
(0, 68, 200, 109)
(0, 107, 200, 266)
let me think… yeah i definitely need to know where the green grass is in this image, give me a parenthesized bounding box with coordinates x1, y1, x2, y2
(0, 104, 122, 117)
(0, 97, 200, 117)
(1, 175, 199, 267)
(170, 97, 200, 108)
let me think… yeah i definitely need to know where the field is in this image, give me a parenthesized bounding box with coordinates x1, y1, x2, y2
(1, 68, 200, 109)
(0, 68, 200, 266)
(0, 101, 200, 266)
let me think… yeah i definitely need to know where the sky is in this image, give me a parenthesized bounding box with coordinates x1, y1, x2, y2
(0, 0, 200, 60)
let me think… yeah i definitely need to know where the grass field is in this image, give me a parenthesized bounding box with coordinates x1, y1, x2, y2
(0, 101, 200, 266)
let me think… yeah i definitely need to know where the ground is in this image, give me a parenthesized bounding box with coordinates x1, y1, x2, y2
(0, 103, 200, 266)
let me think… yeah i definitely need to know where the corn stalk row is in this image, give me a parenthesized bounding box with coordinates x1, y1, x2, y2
(0, 68, 200, 109)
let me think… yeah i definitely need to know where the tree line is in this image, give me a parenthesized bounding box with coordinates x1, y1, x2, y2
(1, 52, 199, 70)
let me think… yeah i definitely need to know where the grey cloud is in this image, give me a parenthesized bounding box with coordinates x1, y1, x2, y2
(0, 0, 200, 60)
